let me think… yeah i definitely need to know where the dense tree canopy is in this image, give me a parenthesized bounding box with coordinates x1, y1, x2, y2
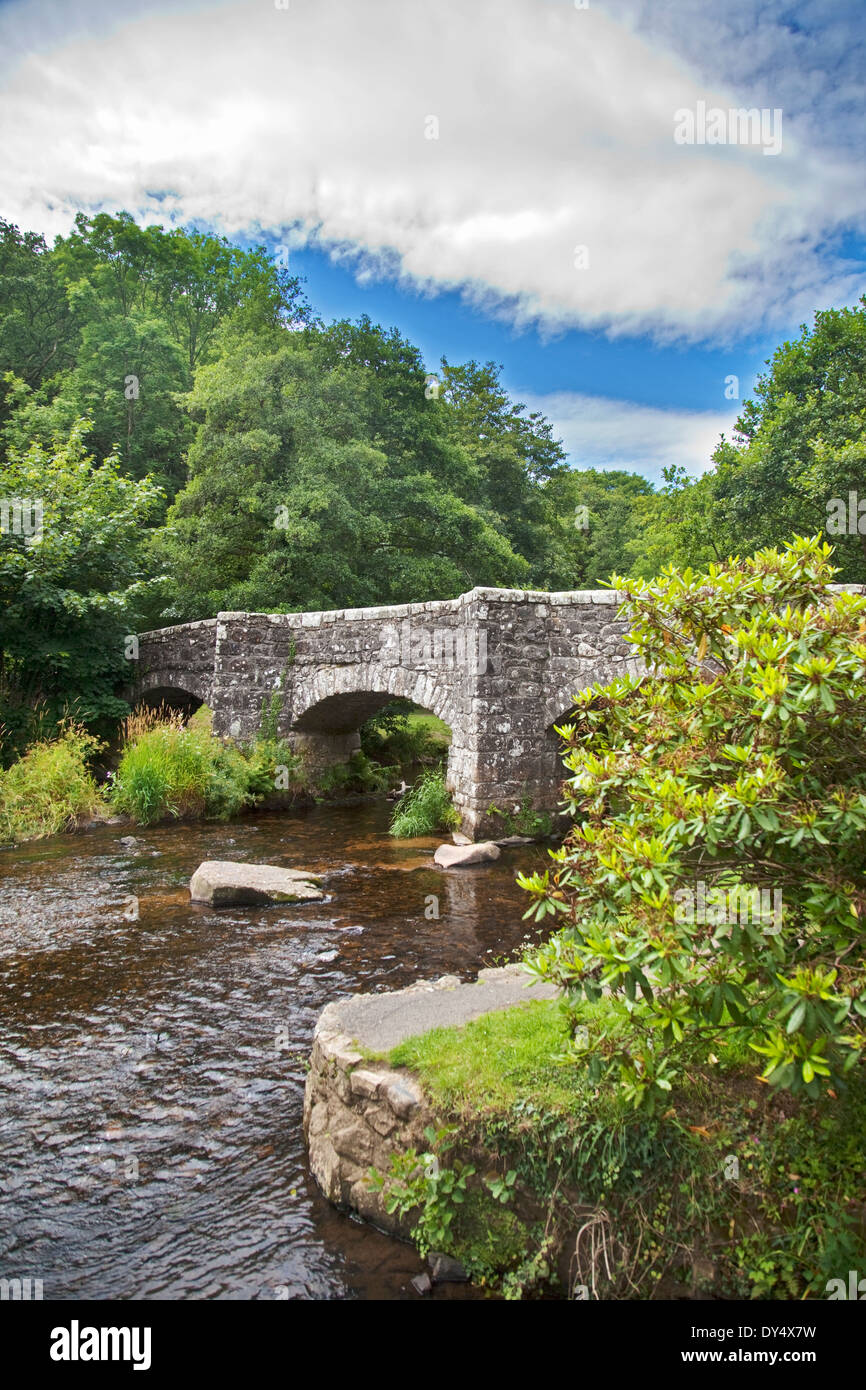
(639, 300, 866, 582)
(0, 420, 162, 758)
(1, 207, 864, 750)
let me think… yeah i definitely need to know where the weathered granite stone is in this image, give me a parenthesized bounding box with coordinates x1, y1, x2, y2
(433, 841, 501, 867)
(348, 1068, 384, 1100)
(302, 966, 558, 1236)
(133, 587, 639, 840)
(365, 1104, 400, 1138)
(429, 1252, 469, 1283)
(382, 1076, 423, 1119)
(189, 860, 324, 906)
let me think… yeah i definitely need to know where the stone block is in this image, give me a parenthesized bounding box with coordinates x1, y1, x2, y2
(383, 1076, 424, 1120)
(349, 1068, 384, 1101)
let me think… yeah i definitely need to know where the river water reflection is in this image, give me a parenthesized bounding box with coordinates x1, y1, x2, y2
(0, 800, 549, 1300)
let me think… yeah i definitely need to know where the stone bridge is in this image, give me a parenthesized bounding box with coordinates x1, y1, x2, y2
(134, 587, 638, 838)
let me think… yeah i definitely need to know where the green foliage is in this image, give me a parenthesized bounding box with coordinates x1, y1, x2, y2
(0, 725, 105, 842)
(153, 323, 532, 623)
(368, 1126, 476, 1258)
(360, 703, 451, 768)
(314, 750, 393, 797)
(486, 795, 552, 838)
(637, 299, 866, 583)
(485, 1169, 517, 1204)
(536, 467, 656, 590)
(242, 737, 303, 800)
(0, 219, 77, 431)
(2, 211, 310, 504)
(389, 767, 460, 838)
(367, 1122, 531, 1286)
(0, 419, 163, 761)
(108, 720, 253, 824)
(391, 997, 866, 1298)
(521, 535, 866, 1103)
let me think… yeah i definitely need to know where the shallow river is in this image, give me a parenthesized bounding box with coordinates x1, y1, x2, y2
(0, 800, 547, 1300)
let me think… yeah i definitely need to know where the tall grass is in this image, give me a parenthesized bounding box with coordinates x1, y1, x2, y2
(109, 706, 305, 824)
(0, 725, 105, 842)
(108, 720, 253, 824)
(389, 767, 460, 838)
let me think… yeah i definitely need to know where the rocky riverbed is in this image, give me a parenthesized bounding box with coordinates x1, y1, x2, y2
(0, 798, 548, 1299)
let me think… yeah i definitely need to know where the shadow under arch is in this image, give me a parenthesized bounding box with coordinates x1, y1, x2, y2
(289, 664, 459, 793)
(133, 668, 211, 722)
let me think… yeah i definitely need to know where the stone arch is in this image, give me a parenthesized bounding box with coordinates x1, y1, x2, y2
(135, 667, 212, 718)
(290, 663, 458, 734)
(289, 662, 461, 797)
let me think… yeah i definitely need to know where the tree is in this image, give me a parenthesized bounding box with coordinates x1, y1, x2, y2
(0, 213, 313, 505)
(537, 467, 656, 589)
(0, 219, 77, 431)
(0, 419, 163, 759)
(647, 300, 866, 582)
(521, 536, 866, 1107)
(150, 326, 528, 622)
(438, 358, 566, 582)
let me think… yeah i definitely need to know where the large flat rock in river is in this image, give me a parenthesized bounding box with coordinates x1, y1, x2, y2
(322, 965, 558, 1053)
(189, 860, 324, 907)
(433, 840, 500, 867)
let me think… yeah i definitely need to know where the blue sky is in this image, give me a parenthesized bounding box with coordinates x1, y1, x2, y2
(0, 0, 863, 481)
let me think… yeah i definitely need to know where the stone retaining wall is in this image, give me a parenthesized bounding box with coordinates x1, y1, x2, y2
(302, 980, 449, 1235)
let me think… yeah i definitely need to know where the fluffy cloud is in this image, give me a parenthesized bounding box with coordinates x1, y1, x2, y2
(0, 0, 862, 343)
(522, 390, 740, 483)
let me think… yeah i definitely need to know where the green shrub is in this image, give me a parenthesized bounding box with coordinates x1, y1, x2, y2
(390, 767, 460, 838)
(361, 703, 451, 768)
(389, 999, 866, 1299)
(521, 535, 866, 1105)
(242, 738, 303, 800)
(0, 726, 105, 842)
(109, 722, 253, 824)
(315, 750, 393, 796)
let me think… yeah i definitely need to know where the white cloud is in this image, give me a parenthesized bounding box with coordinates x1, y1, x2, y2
(522, 390, 740, 483)
(0, 0, 862, 343)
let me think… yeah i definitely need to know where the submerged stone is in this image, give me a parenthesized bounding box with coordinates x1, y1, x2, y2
(429, 1251, 469, 1284)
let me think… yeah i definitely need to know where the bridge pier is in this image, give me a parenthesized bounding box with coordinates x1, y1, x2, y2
(290, 730, 361, 778)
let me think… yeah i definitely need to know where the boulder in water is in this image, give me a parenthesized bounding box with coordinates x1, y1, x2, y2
(433, 841, 500, 867)
(189, 860, 324, 907)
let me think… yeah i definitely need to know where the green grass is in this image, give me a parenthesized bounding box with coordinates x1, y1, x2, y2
(383, 994, 866, 1299)
(0, 726, 106, 842)
(390, 998, 601, 1112)
(404, 710, 451, 748)
(389, 767, 460, 838)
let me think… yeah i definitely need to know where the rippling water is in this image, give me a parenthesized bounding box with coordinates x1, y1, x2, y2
(0, 800, 547, 1300)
